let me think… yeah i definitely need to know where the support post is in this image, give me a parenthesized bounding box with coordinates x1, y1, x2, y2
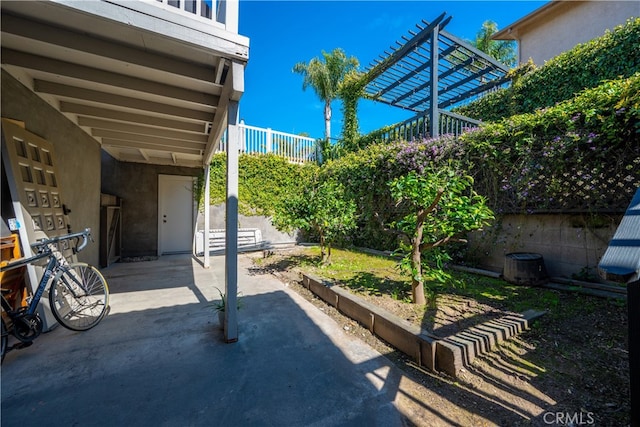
(203, 163, 210, 268)
(224, 99, 240, 343)
(429, 24, 439, 138)
(630, 280, 639, 427)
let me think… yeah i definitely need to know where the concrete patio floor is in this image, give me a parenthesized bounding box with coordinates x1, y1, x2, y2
(0, 253, 450, 426)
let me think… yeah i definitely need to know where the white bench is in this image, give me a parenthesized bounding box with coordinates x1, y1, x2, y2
(195, 228, 263, 255)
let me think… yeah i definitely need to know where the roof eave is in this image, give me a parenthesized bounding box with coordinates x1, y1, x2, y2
(492, 1, 561, 40)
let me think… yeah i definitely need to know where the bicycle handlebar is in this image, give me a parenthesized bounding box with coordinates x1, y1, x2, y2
(31, 228, 92, 253)
(0, 229, 93, 273)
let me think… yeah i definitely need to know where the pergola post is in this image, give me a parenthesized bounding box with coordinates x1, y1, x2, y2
(224, 99, 240, 343)
(203, 163, 210, 269)
(429, 24, 439, 138)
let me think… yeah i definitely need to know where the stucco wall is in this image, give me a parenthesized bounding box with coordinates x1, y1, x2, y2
(517, 1, 637, 65)
(466, 213, 621, 280)
(1, 70, 102, 265)
(100, 152, 201, 257)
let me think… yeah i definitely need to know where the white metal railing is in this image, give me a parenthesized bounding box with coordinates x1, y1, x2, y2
(367, 109, 482, 143)
(439, 110, 482, 135)
(218, 123, 318, 163)
(148, 0, 238, 30)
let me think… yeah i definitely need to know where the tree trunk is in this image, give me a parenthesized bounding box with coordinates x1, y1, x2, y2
(319, 233, 328, 264)
(324, 101, 331, 141)
(412, 210, 427, 305)
(325, 243, 332, 265)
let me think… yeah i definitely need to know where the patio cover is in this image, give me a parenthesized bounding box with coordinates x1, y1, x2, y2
(363, 12, 510, 130)
(1, 0, 248, 168)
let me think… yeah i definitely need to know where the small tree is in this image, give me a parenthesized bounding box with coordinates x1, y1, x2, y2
(388, 168, 494, 305)
(272, 174, 356, 264)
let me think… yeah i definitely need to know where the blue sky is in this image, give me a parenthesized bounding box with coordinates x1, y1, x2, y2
(238, 0, 548, 139)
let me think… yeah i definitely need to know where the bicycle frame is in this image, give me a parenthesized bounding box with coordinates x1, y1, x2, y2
(1, 250, 52, 316)
(26, 255, 58, 316)
(1, 228, 108, 360)
(0, 228, 90, 316)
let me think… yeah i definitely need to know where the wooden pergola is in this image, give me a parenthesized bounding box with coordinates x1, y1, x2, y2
(363, 12, 511, 137)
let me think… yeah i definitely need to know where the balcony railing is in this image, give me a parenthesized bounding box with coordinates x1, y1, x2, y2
(146, 0, 238, 31)
(219, 123, 318, 163)
(361, 110, 482, 145)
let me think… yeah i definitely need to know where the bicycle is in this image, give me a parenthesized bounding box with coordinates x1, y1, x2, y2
(0, 228, 109, 361)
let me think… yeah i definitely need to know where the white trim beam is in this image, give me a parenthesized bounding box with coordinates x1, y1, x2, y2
(139, 149, 150, 161)
(1, 13, 221, 82)
(101, 139, 203, 155)
(203, 61, 244, 166)
(2, 48, 220, 106)
(35, 80, 213, 121)
(94, 130, 205, 149)
(61, 102, 207, 133)
(78, 117, 208, 142)
(113, 152, 201, 168)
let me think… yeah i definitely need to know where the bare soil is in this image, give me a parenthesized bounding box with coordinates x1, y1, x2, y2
(248, 248, 630, 427)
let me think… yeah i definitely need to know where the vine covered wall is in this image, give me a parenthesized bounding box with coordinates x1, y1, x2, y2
(205, 73, 638, 253)
(313, 74, 640, 251)
(454, 18, 640, 122)
(461, 73, 640, 214)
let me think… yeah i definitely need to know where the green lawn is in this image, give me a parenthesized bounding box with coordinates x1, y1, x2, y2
(271, 245, 570, 315)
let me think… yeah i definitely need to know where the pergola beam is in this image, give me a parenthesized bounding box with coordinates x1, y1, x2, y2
(371, 44, 459, 100)
(362, 12, 512, 133)
(364, 12, 450, 82)
(439, 75, 511, 109)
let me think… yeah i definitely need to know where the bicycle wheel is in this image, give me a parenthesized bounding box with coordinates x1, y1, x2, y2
(49, 263, 109, 331)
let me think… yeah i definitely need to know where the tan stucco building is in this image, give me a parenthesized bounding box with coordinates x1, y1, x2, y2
(493, 0, 639, 65)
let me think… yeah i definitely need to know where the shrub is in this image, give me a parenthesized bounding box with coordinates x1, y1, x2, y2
(205, 153, 314, 216)
(271, 172, 356, 264)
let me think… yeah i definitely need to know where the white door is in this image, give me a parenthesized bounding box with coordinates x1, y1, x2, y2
(158, 175, 195, 255)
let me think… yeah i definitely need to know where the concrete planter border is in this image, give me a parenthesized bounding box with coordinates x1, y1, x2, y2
(301, 273, 545, 378)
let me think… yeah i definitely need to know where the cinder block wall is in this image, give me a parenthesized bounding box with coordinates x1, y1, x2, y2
(466, 213, 622, 279)
(1, 71, 102, 266)
(100, 153, 200, 257)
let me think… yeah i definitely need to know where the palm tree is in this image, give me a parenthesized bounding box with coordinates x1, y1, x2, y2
(293, 48, 359, 141)
(471, 20, 517, 67)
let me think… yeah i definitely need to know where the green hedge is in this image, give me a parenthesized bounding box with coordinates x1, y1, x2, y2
(455, 18, 640, 122)
(205, 153, 315, 216)
(316, 74, 640, 250)
(205, 73, 639, 251)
